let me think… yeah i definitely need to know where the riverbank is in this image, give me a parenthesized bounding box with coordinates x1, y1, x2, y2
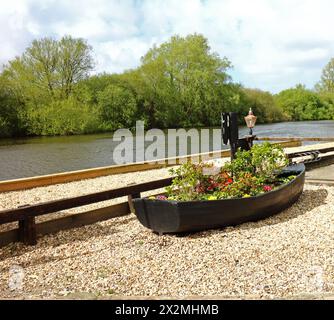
(0, 165, 334, 299)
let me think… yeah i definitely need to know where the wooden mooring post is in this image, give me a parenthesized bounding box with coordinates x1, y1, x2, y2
(18, 216, 37, 245)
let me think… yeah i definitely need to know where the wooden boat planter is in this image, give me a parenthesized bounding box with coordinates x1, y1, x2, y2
(133, 163, 305, 234)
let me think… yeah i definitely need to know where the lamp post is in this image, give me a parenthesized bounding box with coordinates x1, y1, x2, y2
(244, 108, 257, 136)
(221, 110, 257, 160)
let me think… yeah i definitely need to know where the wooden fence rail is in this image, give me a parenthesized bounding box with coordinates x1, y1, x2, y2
(0, 202, 131, 248)
(0, 177, 173, 246)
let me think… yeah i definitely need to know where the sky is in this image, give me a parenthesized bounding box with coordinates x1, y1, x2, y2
(1, 0, 334, 93)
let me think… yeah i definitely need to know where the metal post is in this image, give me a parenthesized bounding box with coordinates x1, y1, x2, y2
(221, 112, 239, 160)
(221, 112, 256, 160)
(229, 112, 239, 160)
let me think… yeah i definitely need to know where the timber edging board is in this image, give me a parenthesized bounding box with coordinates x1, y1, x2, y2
(257, 137, 334, 142)
(0, 141, 301, 193)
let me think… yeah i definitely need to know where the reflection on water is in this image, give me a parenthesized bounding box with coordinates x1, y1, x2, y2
(0, 120, 333, 181)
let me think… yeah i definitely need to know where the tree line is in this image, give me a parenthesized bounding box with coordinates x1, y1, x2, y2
(0, 33, 334, 137)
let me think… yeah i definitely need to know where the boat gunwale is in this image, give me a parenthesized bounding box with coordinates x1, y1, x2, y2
(136, 163, 305, 205)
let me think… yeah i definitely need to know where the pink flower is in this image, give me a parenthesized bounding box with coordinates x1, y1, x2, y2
(156, 195, 168, 201)
(263, 185, 273, 192)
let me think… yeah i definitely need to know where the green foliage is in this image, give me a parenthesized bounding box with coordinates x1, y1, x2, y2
(164, 143, 290, 201)
(166, 162, 210, 201)
(219, 172, 264, 198)
(131, 33, 233, 128)
(250, 143, 288, 179)
(3, 36, 94, 103)
(225, 149, 254, 176)
(243, 88, 287, 123)
(226, 142, 288, 180)
(0, 35, 96, 137)
(1, 34, 334, 138)
(275, 85, 328, 121)
(318, 92, 334, 120)
(24, 98, 99, 136)
(316, 58, 334, 93)
(97, 84, 137, 131)
(0, 75, 25, 137)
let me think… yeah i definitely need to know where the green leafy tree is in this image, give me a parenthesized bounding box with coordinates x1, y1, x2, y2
(2, 33, 332, 138)
(3, 36, 94, 103)
(0, 36, 95, 137)
(97, 84, 137, 130)
(275, 85, 324, 121)
(24, 98, 99, 136)
(316, 58, 334, 93)
(318, 92, 334, 119)
(131, 33, 233, 128)
(57, 36, 95, 98)
(0, 75, 25, 136)
(243, 88, 287, 123)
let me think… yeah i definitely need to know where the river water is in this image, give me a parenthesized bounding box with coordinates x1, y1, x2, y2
(0, 120, 333, 181)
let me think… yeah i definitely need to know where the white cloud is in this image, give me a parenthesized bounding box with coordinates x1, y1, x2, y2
(95, 38, 153, 73)
(1, 0, 334, 92)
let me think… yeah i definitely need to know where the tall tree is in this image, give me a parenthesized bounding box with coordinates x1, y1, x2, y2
(316, 58, 334, 93)
(130, 33, 233, 128)
(3, 36, 94, 102)
(58, 36, 95, 98)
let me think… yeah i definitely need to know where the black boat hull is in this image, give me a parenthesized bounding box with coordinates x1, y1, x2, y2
(133, 164, 306, 234)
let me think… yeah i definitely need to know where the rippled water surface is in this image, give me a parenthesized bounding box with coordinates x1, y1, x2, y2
(0, 120, 333, 181)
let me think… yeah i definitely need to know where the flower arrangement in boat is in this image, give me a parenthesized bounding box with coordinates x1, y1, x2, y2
(150, 142, 297, 201)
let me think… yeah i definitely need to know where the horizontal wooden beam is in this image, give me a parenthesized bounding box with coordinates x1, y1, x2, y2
(0, 177, 173, 224)
(285, 142, 334, 156)
(305, 179, 334, 186)
(278, 140, 302, 148)
(257, 137, 334, 142)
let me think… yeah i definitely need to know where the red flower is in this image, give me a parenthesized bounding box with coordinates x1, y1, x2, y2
(224, 178, 233, 186)
(263, 185, 273, 192)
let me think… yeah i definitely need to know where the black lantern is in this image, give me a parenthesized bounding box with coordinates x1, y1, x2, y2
(244, 108, 257, 136)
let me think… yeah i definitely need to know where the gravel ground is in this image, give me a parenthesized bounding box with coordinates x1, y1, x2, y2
(0, 179, 334, 299)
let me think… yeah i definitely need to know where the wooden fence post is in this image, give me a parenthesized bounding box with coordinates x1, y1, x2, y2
(128, 193, 141, 213)
(18, 216, 37, 245)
